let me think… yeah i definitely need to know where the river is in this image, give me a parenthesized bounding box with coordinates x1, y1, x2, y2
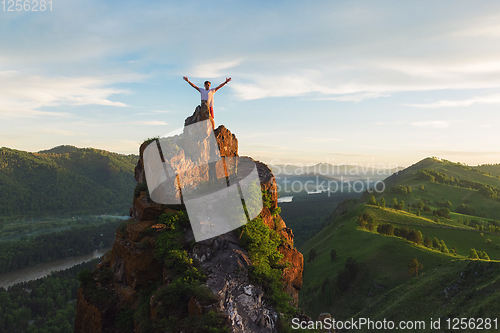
(0, 248, 111, 289)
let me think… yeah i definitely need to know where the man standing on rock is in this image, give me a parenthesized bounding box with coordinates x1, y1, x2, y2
(183, 76, 231, 129)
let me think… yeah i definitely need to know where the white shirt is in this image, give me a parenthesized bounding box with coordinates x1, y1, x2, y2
(200, 88, 216, 107)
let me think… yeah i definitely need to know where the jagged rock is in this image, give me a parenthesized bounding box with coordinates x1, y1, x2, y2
(110, 235, 162, 290)
(193, 233, 278, 332)
(75, 114, 303, 333)
(185, 103, 211, 126)
(255, 161, 279, 209)
(214, 125, 238, 157)
(279, 238, 304, 305)
(74, 289, 104, 333)
(126, 220, 156, 242)
(130, 191, 165, 222)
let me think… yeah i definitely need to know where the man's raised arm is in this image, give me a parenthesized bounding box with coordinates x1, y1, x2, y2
(214, 77, 231, 92)
(183, 76, 200, 92)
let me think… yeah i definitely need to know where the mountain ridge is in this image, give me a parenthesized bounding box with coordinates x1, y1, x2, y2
(0, 146, 138, 216)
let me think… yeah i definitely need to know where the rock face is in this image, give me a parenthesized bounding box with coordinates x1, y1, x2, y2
(75, 109, 303, 333)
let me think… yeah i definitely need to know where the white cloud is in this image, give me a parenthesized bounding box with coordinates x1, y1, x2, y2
(406, 93, 500, 108)
(230, 75, 333, 100)
(411, 121, 450, 129)
(315, 92, 391, 102)
(136, 120, 169, 126)
(191, 60, 242, 78)
(450, 14, 500, 38)
(0, 71, 133, 118)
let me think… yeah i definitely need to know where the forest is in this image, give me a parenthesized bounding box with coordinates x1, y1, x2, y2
(0, 146, 137, 217)
(0, 259, 99, 333)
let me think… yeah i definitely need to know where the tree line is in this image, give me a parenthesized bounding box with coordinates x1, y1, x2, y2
(359, 214, 493, 259)
(417, 169, 500, 201)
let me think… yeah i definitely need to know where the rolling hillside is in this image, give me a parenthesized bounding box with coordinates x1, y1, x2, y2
(298, 157, 500, 325)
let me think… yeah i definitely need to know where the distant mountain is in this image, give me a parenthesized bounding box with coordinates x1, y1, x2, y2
(271, 162, 404, 181)
(375, 157, 500, 218)
(38, 145, 79, 154)
(0, 146, 139, 216)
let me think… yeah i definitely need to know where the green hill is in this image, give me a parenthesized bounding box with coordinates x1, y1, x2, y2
(0, 146, 139, 217)
(38, 145, 79, 154)
(298, 157, 500, 323)
(353, 259, 500, 332)
(475, 163, 500, 177)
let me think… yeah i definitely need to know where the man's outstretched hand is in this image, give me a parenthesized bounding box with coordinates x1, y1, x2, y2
(225, 77, 232, 83)
(183, 76, 189, 82)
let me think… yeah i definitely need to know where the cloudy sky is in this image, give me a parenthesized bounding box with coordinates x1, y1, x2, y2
(2, 0, 500, 168)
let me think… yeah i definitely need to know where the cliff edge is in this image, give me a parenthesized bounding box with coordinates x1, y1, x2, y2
(75, 106, 303, 333)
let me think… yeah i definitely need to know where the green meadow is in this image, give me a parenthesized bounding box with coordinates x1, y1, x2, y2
(298, 157, 500, 324)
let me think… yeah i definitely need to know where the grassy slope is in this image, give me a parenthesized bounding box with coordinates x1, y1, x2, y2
(475, 164, 500, 177)
(365, 206, 500, 259)
(299, 205, 460, 320)
(353, 259, 500, 333)
(298, 157, 500, 322)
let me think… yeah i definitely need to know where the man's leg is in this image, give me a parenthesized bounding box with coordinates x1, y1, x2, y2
(210, 107, 215, 129)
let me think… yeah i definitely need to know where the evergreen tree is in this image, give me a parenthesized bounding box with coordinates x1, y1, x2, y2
(432, 237, 440, 249)
(391, 198, 398, 207)
(479, 251, 490, 260)
(468, 248, 479, 259)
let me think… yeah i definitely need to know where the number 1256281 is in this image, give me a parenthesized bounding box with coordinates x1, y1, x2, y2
(2, 0, 52, 11)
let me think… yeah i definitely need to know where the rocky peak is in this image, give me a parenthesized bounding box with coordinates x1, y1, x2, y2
(75, 104, 303, 332)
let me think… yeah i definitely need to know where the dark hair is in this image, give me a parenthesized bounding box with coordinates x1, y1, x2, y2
(204, 81, 211, 85)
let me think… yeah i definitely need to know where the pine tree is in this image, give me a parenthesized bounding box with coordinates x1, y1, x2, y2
(367, 195, 377, 205)
(468, 248, 479, 259)
(380, 198, 386, 208)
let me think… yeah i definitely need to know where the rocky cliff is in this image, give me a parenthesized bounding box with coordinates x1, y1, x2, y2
(75, 106, 303, 333)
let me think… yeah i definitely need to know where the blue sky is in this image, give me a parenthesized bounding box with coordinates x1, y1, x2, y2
(1, 0, 500, 168)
